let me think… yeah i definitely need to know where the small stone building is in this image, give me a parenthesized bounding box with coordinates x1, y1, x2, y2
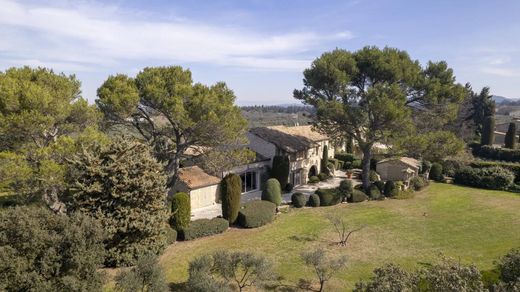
(173, 166, 221, 210)
(376, 157, 420, 186)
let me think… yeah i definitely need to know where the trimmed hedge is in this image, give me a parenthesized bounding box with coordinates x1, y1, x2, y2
(429, 163, 444, 182)
(349, 189, 368, 203)
(308, 176, 320, 184)
(384, 181, 400, 197)
(237, 201, 276, 228)
(373, 180, 385, 192)
(307, 194, 320, 207)
(335, 152, 356, 163)
(291, 192, 306, 208)
(170, 192, 191, 231)
(454, 166, 515, 190)
(369, 184, 383, 200)
(470, 161, 520, 183)
(329, 158, 344, 170)
(262, 178, 282, 206)
(338, 179, 353, 200)
(165, 227, 177, 244)
(351, 159, 362, 169)
(410, 176, 429, 191)
(315, 188, 341, 206)
(180, 218, 229, 240)
(221, 174, 242, 224)
(318, 173, 329, 181)
(472, 145, 520, 163)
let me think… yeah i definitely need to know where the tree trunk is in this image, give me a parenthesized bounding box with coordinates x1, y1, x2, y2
(361, 145, 372, 193)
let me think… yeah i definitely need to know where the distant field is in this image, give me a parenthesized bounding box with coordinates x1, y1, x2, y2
(242, 110, 313, 128)
(148, 183, 520, 291)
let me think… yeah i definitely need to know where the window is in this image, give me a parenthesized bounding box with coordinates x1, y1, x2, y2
(240, 171, 258, 193)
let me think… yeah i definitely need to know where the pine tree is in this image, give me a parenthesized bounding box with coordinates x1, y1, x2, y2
(481, 116, 495, 146)
(505, 122, 517, 149)
(67, 138, 169, 267)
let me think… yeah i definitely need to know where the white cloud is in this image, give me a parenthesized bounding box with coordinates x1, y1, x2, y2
(481, 67, 520, 77)
(0, 0, 353, 72)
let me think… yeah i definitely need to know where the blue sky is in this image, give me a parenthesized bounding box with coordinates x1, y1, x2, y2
(1, 0, 520, 105)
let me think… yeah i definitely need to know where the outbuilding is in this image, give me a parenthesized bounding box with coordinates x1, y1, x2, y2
(173, 166, 221, 210)
(376, 157, 420, 186)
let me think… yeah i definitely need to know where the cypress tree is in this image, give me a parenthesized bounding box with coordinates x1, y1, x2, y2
(505, 122, 517, 149)
(346, 136, 354, 153)
(221, 173, 241, 224)
(271, 156, 289, 189)
(481, 116, 495, 146)
(261, 178, 282, 206)
(321, 145, 329, 174)
(170, 192, 191, 231)
(67, 138, 169, 267)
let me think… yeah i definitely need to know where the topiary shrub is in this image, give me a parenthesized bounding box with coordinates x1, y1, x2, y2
(481, 115, 495, 146)
(318, 173, 329, 181)
(335, 152, 356, 163)
(237, 201, 276, 228)
(410, 176, 429, 191)
(369, 184, 383, 200)
(309, 176, 320, 184)
(505, 122, 517, 149)
(307, 194, 320, 207)
(221, 173, 241, 224)
(349, 190, 368, 203)
(179, 218, 229, 240)
(165, 227, 177, 244)
(291, 192, 306, 208)
(429, 163, 444, 182)
(373, 180, 385, 192)
(338, 179, 353, 200)
(170, 192, 191, 231)
(261, 178, 282, 206)
(351, 159, 362, 169)
(271, 156, 290, 189)
(369, 170, 379, 182)
(321, 145, 330, 174)
(454, 166, 514, 190)
(384, 181, 400, 197)
(285, 182, 294, 193)
(315, 188, 341, 206)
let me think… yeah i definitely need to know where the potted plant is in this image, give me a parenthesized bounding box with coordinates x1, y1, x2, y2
(346, 169, 353, 179)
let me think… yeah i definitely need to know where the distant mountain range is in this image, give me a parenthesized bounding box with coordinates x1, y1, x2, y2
(493, 95, 519, 104)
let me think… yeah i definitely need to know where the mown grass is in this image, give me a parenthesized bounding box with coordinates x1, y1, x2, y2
(115, 183, 520, 291)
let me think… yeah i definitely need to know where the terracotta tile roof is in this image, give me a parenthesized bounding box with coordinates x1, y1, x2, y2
(249, 125, 328, 153)
(377, 157, 420, 169)
(177, 166, 221, 189)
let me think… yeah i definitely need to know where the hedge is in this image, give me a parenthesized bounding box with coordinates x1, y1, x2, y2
(170, 192, 191, 231)
(165, 227, 177, 244)
(237, 201, 276, 228)
(291, 192, 306, 208)
(368, 185, 383, 200)
(372, 180, 385, 192)
(338, 180, 353, 200)
(369, 170, 379, 182)
(309, 176, 320, 184)
(329, 158, 344, 170)
(384, 181, 400, 197)
(349, 189, 368, 203)
(454, 166, 515, 190)
(315, 188, 341, 206)
(179, 218, 229, 240)
(335, 152, 356, 163)
(472, 145, 520, 163)
(307, 194, 320, 207)
(410, 176, 429, 191)
(262, 178, 282, 206)
(318, 173, 329, 181)
(470, 161, 520, 183)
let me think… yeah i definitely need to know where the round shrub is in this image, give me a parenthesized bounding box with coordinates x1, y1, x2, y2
(349, 189, 368, 203)
(180, 218, 229, 240)
(369, 184, 383, 200)
(338, 179, 353, 200)
(307, 194, 320, 207)
(429, 163, 444, 182)
(309, 176, 320, 184)
(221, 173, 241, 224)
(373, 180, 385, 192)
(315, 188, 341, 206)
(291, 192, 306, 208)
(237, 200, 276, 228)
(318, 173, 329, 181)
(410, 176, 429, 191)
(285, 183, 294, 193)
(170, 192, 191, 231)
(384, 181, 400, 197)
(262, 178, 282, 206)
(369, 170, 379, 182)
(498, 248, 520, 283)
(165, 227, 177, 244)
(352, 159, 362, 169)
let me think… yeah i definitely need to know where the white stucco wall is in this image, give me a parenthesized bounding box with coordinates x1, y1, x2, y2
(189, 184, 220, 210)
(376, 161, 419, 182)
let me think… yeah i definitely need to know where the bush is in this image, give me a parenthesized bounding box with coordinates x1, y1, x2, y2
(369, 184, 383, 200)
(505, 122, 517, 149)
(481, 115, 495, 146)
(307, 194, 320, 207)
(369, 170, 379, 182)
(285, 182, 294, 193)
(335, 152, 356, 163)
(237, 201, 276, 228)
(338, 179, 353, 200)
(318, 172, 329, 181)
(429, 163, 443, 182)
(180, 218, 229, 240)
(351, 159, 362, 169)
(291, 192, 306, 208)
(472, 145, 520, 163)
(329, 158, 343, 170)
(170, 192, 191, 231)
(470, 160, 520, 183)
(497, 248, 520, 283)
(372, 180, 385, 192)
(165, 227, 177, 244)
(221, 173, 242, 224)
(321, 145, 330, 174)
(115, 254, 168, 292)
(315, 188, 341, 206)
(262, 178, 282, 206)
(349, 189, 368, 203)
(309, 176, 320, 184)
(421, 160, 432, 174)
(454, 166, 515, 190)
(410, 176, 429, 191)
(383, 181, 397, 197)
(271, 156, 290, 189)
(442, 159, 466, 177)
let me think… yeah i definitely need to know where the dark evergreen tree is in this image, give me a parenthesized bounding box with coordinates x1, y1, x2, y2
(261, 178, 282, 206)
(505, 122, 517, 149)
(346, 136, 354, 153)
(321, 145, 330, 174)
(271, 156, 290, 189)
(221, 173, 241, 224)
(0, 207, 106, 291)
(170, 192, 191, 231)
(481, 116, 495, 146)
(67, 138, 169, 267)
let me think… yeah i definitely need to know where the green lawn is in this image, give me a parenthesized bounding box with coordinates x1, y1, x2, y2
(152, 183, 520, 290)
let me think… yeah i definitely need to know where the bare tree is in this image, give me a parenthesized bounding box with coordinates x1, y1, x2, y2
(301, 248, 347, 292)
(327, 214, 365, 247)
